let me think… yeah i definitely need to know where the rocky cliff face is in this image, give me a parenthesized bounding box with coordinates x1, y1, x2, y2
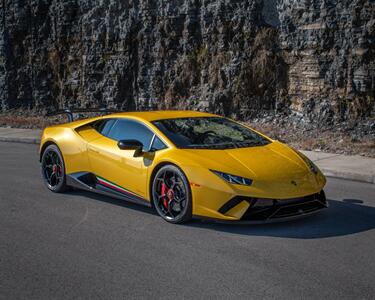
(0, 0, 374, 124)
(279, 0, 375, 124)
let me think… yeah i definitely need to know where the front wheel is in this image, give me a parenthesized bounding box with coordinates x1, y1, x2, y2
(152, 165, 192, 224)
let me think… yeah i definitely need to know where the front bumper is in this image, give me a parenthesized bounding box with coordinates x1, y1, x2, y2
(195, 190, 328, 223)
(241, 190, 327, 222)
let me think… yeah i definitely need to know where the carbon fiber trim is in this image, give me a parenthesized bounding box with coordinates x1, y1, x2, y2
(217, 191, 327, 222)
(241, 191, 327, 221)
(218, 196, 253, 214)
(66, 172, 151, 207)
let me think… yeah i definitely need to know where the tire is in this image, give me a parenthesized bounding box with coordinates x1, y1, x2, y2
(152, 164, 192, 224)
(41, 144, 68, 193)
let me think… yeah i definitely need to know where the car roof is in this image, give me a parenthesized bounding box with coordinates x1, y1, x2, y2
(53, 110, 220, 130)
(107, 110, 218, 122)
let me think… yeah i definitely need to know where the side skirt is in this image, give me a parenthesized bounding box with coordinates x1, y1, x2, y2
(66, 172, 151, 208)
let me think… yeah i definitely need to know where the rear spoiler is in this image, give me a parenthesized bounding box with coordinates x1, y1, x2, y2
(46, 108, 124, 122)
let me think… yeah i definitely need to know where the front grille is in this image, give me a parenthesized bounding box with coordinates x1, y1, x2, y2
(240, 191, 327, 221)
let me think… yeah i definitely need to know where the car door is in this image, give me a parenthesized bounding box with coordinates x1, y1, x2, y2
(87, 118, 155, 199)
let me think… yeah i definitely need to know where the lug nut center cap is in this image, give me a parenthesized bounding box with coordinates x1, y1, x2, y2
(167, 189, 174, 200)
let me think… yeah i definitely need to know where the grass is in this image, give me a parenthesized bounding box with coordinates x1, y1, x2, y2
(0, 114, 57, 129)
(248, 122, 375, 158)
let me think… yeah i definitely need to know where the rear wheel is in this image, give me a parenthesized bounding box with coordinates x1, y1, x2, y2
(41, 144, 68, 193)
(152, 165, 192, 224)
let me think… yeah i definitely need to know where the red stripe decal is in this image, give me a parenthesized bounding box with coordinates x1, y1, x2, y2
(97, 178, 140, 199)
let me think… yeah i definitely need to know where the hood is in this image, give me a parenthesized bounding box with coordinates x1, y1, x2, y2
(179, 141, 324, 198)
(181, 141, 309, 181)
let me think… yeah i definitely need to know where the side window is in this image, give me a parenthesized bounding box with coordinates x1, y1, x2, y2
(150, 136, 167, 151)
(107, 119, 155, 151)
(92, 119, 116, 136)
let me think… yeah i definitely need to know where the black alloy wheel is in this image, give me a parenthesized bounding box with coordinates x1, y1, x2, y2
(152, 165, 192, 223)
(41, 144, 68, 193)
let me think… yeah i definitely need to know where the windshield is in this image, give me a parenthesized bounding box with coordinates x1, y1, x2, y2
(152, 117, 270, 149)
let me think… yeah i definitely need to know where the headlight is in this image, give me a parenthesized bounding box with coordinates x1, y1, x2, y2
(293, 150, 319, 174)
(211, 170, 253, 186)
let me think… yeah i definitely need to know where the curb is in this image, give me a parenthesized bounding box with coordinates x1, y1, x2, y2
(0, 136, 373, 184)
(319, 168, 375, 184)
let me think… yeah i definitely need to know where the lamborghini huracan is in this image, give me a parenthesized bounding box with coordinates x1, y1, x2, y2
(40, 110, 327, 223)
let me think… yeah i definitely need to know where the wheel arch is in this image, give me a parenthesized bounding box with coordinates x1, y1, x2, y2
(39, 140, 59, 162)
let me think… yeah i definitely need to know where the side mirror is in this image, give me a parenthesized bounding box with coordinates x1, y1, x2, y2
(117, 139, 144, 157)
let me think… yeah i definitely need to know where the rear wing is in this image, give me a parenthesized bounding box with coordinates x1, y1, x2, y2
(46, 108, 124, 122)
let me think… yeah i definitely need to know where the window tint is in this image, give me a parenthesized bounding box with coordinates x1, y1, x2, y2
(107, 119, 155, 151)
(150, 136, 167, 151)
(93, 119, 116, 136)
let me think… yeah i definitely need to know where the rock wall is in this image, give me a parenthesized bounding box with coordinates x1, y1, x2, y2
(0, 0, 374, 123)
(279, 0, 375, 124)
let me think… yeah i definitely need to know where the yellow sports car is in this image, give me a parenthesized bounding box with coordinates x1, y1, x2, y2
(40, 110, 327, 223)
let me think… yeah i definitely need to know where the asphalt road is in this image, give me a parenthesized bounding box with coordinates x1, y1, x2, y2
(1, 142, 374, 299)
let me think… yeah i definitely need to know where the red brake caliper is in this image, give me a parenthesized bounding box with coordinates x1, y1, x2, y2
(161, 182, 168, 209)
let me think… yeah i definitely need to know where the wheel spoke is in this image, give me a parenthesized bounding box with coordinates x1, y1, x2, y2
(48, 152, 55, 164)
(153, 169, 188, 221)
(156, 194, 165, 205)
(170, 181, 177, 189)
(167, 201, 176, 218)
(49, 172, 55, 185)
(174, 194, 186, 203)
(46, 171, 52, 184)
